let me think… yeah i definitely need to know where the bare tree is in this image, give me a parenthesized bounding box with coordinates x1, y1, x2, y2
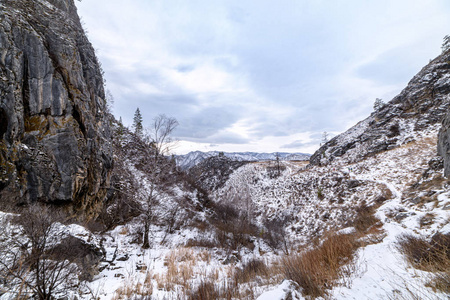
(275, 152, 281, 176)
(0, 205, 78, 300)
(262, 214, 291, 255)
(321, 131, 329, 145)
(139, 114, 178, 249)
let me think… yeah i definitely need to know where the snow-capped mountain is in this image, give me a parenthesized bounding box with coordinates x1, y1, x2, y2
(176, 151, 310, 170)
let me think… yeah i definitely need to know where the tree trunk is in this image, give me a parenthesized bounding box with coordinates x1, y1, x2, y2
(142, 220, 150, 249)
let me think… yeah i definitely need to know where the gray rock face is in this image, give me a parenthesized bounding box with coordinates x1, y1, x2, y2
(310, 50, 450, 166)
(438, 58, 450, 176)
(0, 0, 112, 214)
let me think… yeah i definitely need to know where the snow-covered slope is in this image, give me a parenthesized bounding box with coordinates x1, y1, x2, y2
(176, 151, 310, 170)
(64, 127, 447, 300)
(310, 49, 450, 166)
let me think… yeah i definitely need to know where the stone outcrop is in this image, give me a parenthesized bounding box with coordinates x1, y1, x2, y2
(438, 98, 450, 176)
(0, 0, 112, 214)
(188, 156, 249, 192)
(310, 50, 450, 166)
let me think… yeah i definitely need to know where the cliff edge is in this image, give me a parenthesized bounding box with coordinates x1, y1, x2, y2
(0, 0, 112, 214)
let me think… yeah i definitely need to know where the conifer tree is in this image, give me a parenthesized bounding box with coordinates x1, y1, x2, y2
(133, 108, 143, 136)
(116, 116, 125, 140)
(373, 98, 385, 111)
(442, 35, 450, 53)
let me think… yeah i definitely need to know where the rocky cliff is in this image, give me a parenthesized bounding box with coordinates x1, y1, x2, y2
(437, 48, 450, 176)
(310, 50, 450, 166)
(0, 0, 112, 214)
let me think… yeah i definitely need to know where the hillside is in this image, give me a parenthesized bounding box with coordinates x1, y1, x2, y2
(0, 0, 449, 299)
(310, 49, 450, 166)
(176, 151, 310, 170)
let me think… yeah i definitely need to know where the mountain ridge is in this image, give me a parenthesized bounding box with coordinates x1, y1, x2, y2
(176, 150, 310, 170)
(310, 49, 450, 166)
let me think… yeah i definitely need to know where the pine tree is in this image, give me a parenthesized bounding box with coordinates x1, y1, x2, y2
(442, 35, 450, 53)
(116, 116, 125, 139)
(133, 108, 143, 136)
(373, 98, 385, 111)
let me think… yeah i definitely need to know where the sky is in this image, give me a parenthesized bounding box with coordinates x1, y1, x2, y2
(76, 0, 450, 154)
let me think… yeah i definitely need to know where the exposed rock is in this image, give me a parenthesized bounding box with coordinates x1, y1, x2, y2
(428, 156, 444, 171)
(187, 156, 249, 192)
(0, 0, 112, 215)
(311, 50, 450, 166)
(51, 235, 104, 281)
(437, 58, 450, 176)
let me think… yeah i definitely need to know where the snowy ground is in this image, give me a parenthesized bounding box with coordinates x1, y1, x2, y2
(1, 128, 449, 299)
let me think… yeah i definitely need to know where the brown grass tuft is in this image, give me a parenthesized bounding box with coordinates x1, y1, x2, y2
(282, 233, 360, 297)
(397, 233, 450, 293)
(351, 202, 382, 233)
(397, 233, 449, 272)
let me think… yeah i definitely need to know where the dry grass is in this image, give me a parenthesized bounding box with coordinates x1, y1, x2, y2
(159, 248, 196, 291)
(187, 279, 242, 300)
(282, 233, 360, 298)
(234, 258, 269, 284)
(185, 236, 218, 248)
(419, 213, 436, 228)
(113, 272, 153, 300)
(397, 233, 450, 293)
(344, 201, 385, 247)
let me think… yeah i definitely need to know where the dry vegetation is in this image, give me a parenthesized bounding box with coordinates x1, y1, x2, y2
(397, 233, 450, 293)
(282, 233, 360, 298)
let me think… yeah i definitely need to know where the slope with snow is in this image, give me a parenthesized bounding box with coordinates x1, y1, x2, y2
(176, 151, 310, 170)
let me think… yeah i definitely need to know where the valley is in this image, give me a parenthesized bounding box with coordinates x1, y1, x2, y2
(0, 0, 449, 299)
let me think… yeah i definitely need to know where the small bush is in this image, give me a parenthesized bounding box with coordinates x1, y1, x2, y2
(397, 233, 449, 272)
(282, 233, 359, 297)
(351, 203, 381, 233)
(234, 259, 268, 284)
(188, 280, 221, 300)
(209, 202, 259, 252)
(188, 278, 241, 300)
(262, 215, 291, 254)
(397, 233, 450, 293)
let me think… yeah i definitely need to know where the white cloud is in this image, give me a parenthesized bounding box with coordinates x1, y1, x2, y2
(76, 0, 450, 154)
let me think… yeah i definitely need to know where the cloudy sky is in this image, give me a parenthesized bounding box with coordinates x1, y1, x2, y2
(76, 0, 450, 154)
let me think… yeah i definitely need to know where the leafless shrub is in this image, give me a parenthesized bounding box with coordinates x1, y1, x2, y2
(0, 205, 79, 300)
(262, 215, 291, 254)
(210, 202, 258, 252)
(185, 236, 218, 248)
(234, 258, 268, 284)
(282, 233, 360, 298)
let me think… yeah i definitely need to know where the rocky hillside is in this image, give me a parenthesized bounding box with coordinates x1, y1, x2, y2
(177, 151, 310, 170)
(186, 156, 249, 192)
(0, 0, 112, 214)
(310, 49, 450, 166)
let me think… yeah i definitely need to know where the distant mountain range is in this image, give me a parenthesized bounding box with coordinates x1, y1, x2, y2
(175, 151, 311, 170)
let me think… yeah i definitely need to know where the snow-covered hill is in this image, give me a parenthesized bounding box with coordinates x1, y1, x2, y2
(176, 151, 310, 170)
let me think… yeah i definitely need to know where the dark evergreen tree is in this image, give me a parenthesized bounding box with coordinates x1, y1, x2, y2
(133, 108, 143, 136)
(442, 35, 450, 53)
(373, 98, 385, 111)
